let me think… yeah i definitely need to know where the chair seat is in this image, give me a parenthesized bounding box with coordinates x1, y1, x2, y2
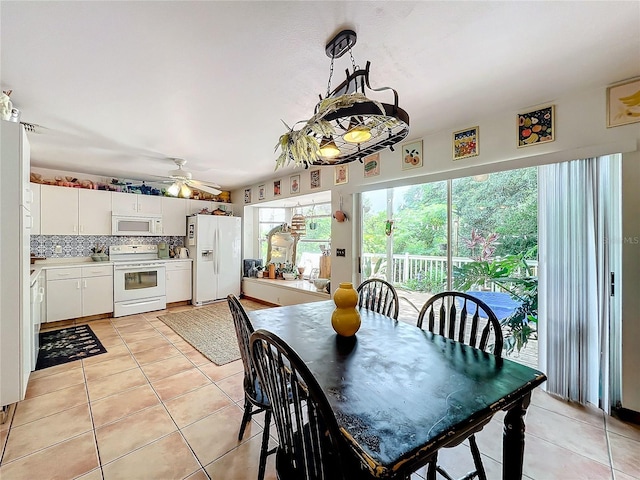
(246, 376, 269, 406)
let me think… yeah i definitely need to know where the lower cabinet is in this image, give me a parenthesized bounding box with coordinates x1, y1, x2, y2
(165, 260, 192, 303)
(46, 265, 113, 322)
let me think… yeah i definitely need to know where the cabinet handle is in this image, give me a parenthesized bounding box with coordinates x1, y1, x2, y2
(73, 225, 77, 233)
(25, 214, 32, 230)
(83, 280, 87, 289)
(80, 225, 84, 233)
(133, 202, 137, 211)
(77, 281, 81, 289)
(57, 273, 71, 277)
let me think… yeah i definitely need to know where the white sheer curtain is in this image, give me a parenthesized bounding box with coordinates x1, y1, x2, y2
(538, 155, 621, 410)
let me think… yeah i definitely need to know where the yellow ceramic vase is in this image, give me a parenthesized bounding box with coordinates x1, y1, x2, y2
(331, 282, 361, 337)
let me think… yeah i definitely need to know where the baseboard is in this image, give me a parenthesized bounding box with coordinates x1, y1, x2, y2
(612, 406, 640, 425)
(240, 294, 278, 307)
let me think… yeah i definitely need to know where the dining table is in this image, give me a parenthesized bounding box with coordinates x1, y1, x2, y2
(248, 300, 547, 480)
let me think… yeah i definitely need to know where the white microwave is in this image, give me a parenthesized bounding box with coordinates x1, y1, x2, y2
(112, 215, 163, 236)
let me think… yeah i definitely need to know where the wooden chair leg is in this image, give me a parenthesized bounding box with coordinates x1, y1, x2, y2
(469, 435, 487, 480)
(426, 454, 438, 480)
(257, 409, 272, 480)
(238, 399, 252, 441)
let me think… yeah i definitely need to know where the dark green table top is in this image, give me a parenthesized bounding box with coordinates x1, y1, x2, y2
(249, 300, 546, 478)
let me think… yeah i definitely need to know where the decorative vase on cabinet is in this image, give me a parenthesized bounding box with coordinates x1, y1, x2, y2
(331, 282, 361, 337)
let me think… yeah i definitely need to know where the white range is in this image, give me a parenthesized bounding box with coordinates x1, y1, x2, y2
(110, 244, 166, 317)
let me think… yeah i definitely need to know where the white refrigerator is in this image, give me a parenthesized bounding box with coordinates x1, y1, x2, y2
(186, 215, 241, 305)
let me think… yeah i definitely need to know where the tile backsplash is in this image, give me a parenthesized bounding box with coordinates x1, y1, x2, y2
(31, 235, 186, 258)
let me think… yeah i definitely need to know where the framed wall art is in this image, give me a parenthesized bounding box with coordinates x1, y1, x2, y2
(310, 169, 321, 189)
(290, 174, 300, 194)
(273, 180, 281, 196)
(363, 153, 380, 177)
(258, 184, 265, 201)
(517, 105, 554, 147)
(401, 139, 423, 170)
(244, 188, 251, 204)
(453, 126, 479, 160)
(607, 77, 640, 128)
(334, 165, 348, 185)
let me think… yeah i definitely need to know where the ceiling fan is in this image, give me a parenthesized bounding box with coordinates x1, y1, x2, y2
(163, 158, 222, 197)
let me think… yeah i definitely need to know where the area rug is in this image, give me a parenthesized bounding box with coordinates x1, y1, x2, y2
(36, 324, 107, 370)
(158, 299, 270, 366)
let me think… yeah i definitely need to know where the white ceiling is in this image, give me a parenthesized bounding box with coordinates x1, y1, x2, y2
(2, 1, 639, 191)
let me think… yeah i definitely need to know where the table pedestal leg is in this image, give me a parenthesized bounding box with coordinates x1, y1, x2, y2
(502, 393, 531, 480)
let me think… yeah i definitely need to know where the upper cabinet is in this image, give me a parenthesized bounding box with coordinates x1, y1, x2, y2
(34, 184, 235, 237)
(112, 192, 162, 215)
(40, 185, 112, 235)
(31, 183, 41, 234)
(161, 196, 188, 236)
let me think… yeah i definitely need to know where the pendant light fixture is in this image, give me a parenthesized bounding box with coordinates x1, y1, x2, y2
(275, 29, 410, 169)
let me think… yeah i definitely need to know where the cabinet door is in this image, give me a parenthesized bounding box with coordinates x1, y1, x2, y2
(111, 191, 138, 214)
(161, 197, 188, 236)
(137, 195, 162, 215)
(82, 275, 113, 316)
(46, 278, 82, 322)
(79, 189, 112, 235)
(31, 183, 41, 234)
(41, 185, 79, 235)
(166, 263, 192, 303)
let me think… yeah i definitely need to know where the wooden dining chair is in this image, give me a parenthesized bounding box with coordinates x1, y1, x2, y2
(356, 278, 399, 319)
(416, 291, 503, 480)
(227, 295, 275, 480)
(250, 329, 378, 480)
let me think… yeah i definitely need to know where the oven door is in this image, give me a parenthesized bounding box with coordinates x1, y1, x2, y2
(114, 263, 166, 302)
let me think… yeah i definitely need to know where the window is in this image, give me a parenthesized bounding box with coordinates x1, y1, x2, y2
(257, 202, 332, 274)
(258, 208, 286, 261)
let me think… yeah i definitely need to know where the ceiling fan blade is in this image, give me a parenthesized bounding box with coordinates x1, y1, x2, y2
(187, 180, 221, 196)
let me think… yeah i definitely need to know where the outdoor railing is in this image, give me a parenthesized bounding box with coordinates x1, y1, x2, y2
(361, 253, 538, 292)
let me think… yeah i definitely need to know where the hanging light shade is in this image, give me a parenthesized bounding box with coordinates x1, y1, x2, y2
(318, 136, 341, 158)
(167, 182, 180, 197)
(275, 29, 409, 169)
(290, 213, 306, 237)
(343, 117, 372, 144)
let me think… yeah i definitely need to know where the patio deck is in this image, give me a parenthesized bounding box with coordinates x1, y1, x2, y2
(395, 288, 539, 369)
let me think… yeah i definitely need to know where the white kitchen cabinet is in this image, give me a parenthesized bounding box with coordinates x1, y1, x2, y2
(81, 265, 114, 316)
(162, 197, 188, 236)
(78, 189, 112, 234)
(112, 191, 162, 215)
(30, 183, 41, 235)
(1, 121, 32, 408)
(40, 185, 111, 235)
(46, 265, 113, 322)
(165, 260, 192, 303)
(41, 185, 79, 235)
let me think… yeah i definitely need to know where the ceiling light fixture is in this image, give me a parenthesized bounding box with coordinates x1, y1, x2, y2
(167, 182, 180, 197)
(275, 29, 409, 169)
(318, 136, 341, 158)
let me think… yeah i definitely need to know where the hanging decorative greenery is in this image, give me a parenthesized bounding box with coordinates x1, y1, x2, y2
(274, 93, 389, 170)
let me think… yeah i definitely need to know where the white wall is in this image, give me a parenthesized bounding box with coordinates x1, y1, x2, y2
(234, 83, 640, 412)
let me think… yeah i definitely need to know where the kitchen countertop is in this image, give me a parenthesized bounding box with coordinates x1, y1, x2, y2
(242, 276, 330, 296)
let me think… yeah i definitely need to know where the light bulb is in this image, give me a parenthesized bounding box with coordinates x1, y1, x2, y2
(167, 182, 180, 196)
(180, 183, 192, 198)
(343, 118, 371, 143)
(318, 137, 341, 158)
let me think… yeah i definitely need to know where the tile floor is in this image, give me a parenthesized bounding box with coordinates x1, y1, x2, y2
(1, 302, 639, 480)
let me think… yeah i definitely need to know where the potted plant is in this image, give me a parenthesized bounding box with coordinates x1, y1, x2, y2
(453, 246, 538, 355)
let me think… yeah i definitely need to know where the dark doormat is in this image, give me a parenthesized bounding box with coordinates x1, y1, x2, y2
(36, 324, 107, 370)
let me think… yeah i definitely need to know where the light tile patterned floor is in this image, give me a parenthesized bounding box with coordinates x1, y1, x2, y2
(0, 302, 638, 480)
